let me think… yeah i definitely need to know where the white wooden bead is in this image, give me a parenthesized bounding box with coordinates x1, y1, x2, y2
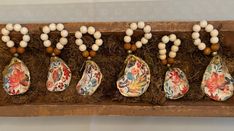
(192, 32, 200, 39)
(194, 38, 201, 46)
(137, 21, 145, 29)
(19, 41, 28, 48)
(75, 39, 83, 46)
(158, 42, 166, 49)
(162, 35, 169, 43)
(6, 40, 14, 47)
(144, 33, 152, 40)
(42, 26, 50, 34)
(88, 26, 95, 35)
(80, 26, 87, 34)
(95, 39, 103, 46)
(143, 25, 151, 33)
(159, 49, 166, 55)
(171, 45, 179, 52)
(174, 39, 181, 46)
(193, 24, 201, 32)
(135, 41, 142, 48)
(56, 43, 64, 50)
(40, 34, 48, 40)
(6, 24, 13, 31)
(2, 35, 10, 42)
(92, 44, 99, 51)
(23, 35, 30, 42)
(130, 23, 137, 30)
(13, 24, 21, 32)
(1, 28, 9, 35)
(43, 40, 51, 47)
(198, 42, 206, 50)
(75, 31, 82, 38)
(59, 38, 68, 45)
(210, 37, 219, 44)
(56, 23, 64, 31)
(126, 28, 133, 36)
(159, 55, 166, 60)
(169, 34, 177, 42)
(210, 29, 219, 37)
(200, 20, 208, 28)
(20, 27, 28, 35)
(49, 23, 56, 31)
(169, 51, 176, 58)
(124, 36, 131, 43)
(205, 24, 214, 32)
(61, 30, 68, 37)
(94, 31, 101, 39)
(141, 37, 148, 44)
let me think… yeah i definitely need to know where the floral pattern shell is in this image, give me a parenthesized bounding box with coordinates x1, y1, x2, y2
(164, 68, 189, 99)
(116, 55, 150, 97)
(76, 60, 103, 96)
(201, 55, 234, 101)
(2, 57, 30, 95)
(46, 57, 71, 92)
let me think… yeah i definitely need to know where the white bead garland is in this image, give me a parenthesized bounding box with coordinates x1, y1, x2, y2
(158, 34, 181, 62)
(41, 23, 68, 51)
(124, 21, 152, 51)
(192, 20, 219, 51)
(75, 26, 103, 56)
(1, 24, 30, 49)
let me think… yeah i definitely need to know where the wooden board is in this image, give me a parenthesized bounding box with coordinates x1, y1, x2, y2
(0, 21, 234, 117)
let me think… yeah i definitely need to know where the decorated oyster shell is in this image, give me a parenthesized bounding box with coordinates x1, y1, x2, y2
(201, 55, 234, 101)
(164, 68, 189, 99)
(116, 55, 150, 97)
(76, 60, 103, 96)
(2, 57, 30, 95)
(46, 56, 71, 92)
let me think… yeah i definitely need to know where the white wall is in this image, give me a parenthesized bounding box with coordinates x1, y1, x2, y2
(1, 0, 234, 131)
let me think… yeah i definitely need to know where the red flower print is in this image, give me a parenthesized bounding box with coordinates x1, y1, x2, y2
(169, 71, 181, 86)
(131, 68, 140, 75)
(62, 63, 70, 80)
(9, 63, 29, 90)
(206, 73, 226, 94)
(181, 86, 189, 94)
(136, 61, 142, 68)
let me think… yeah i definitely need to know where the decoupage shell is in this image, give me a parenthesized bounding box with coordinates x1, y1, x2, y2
(46, 56, 71, 92)
(2, 57, 30, 95)
(164, 68, 189, 99)
(76, 60, 103, 96)
(116, 55, 150, 97)
(201, 55, 234, 101)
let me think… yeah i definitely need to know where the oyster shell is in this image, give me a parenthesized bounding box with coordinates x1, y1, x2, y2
(164, 68, 189, 99)
(116, 55, 150, 97)
(46, 56, 71, 92)
(76, 60, 103, 96)
(201, 55, 234, 101)
(2, 57, 30, 95)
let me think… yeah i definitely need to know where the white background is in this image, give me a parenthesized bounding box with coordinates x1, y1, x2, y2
(1, 0, 234, 131)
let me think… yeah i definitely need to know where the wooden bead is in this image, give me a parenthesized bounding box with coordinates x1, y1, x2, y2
(131, 44, 137, 51)
(203, 47, 211, 55)
(82, 50, 89, 58)
(124, 43, 131, 50)
(161, 59, 167, 65)
(46, 47, 54, 54)
(167, 58, 175, 65)
(89, 50, 96, 57)
(10, 47, 17, 54)
(54, 48, 61, 56)
(17, 47, 25, 54)
(211, 43, 220, 51)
